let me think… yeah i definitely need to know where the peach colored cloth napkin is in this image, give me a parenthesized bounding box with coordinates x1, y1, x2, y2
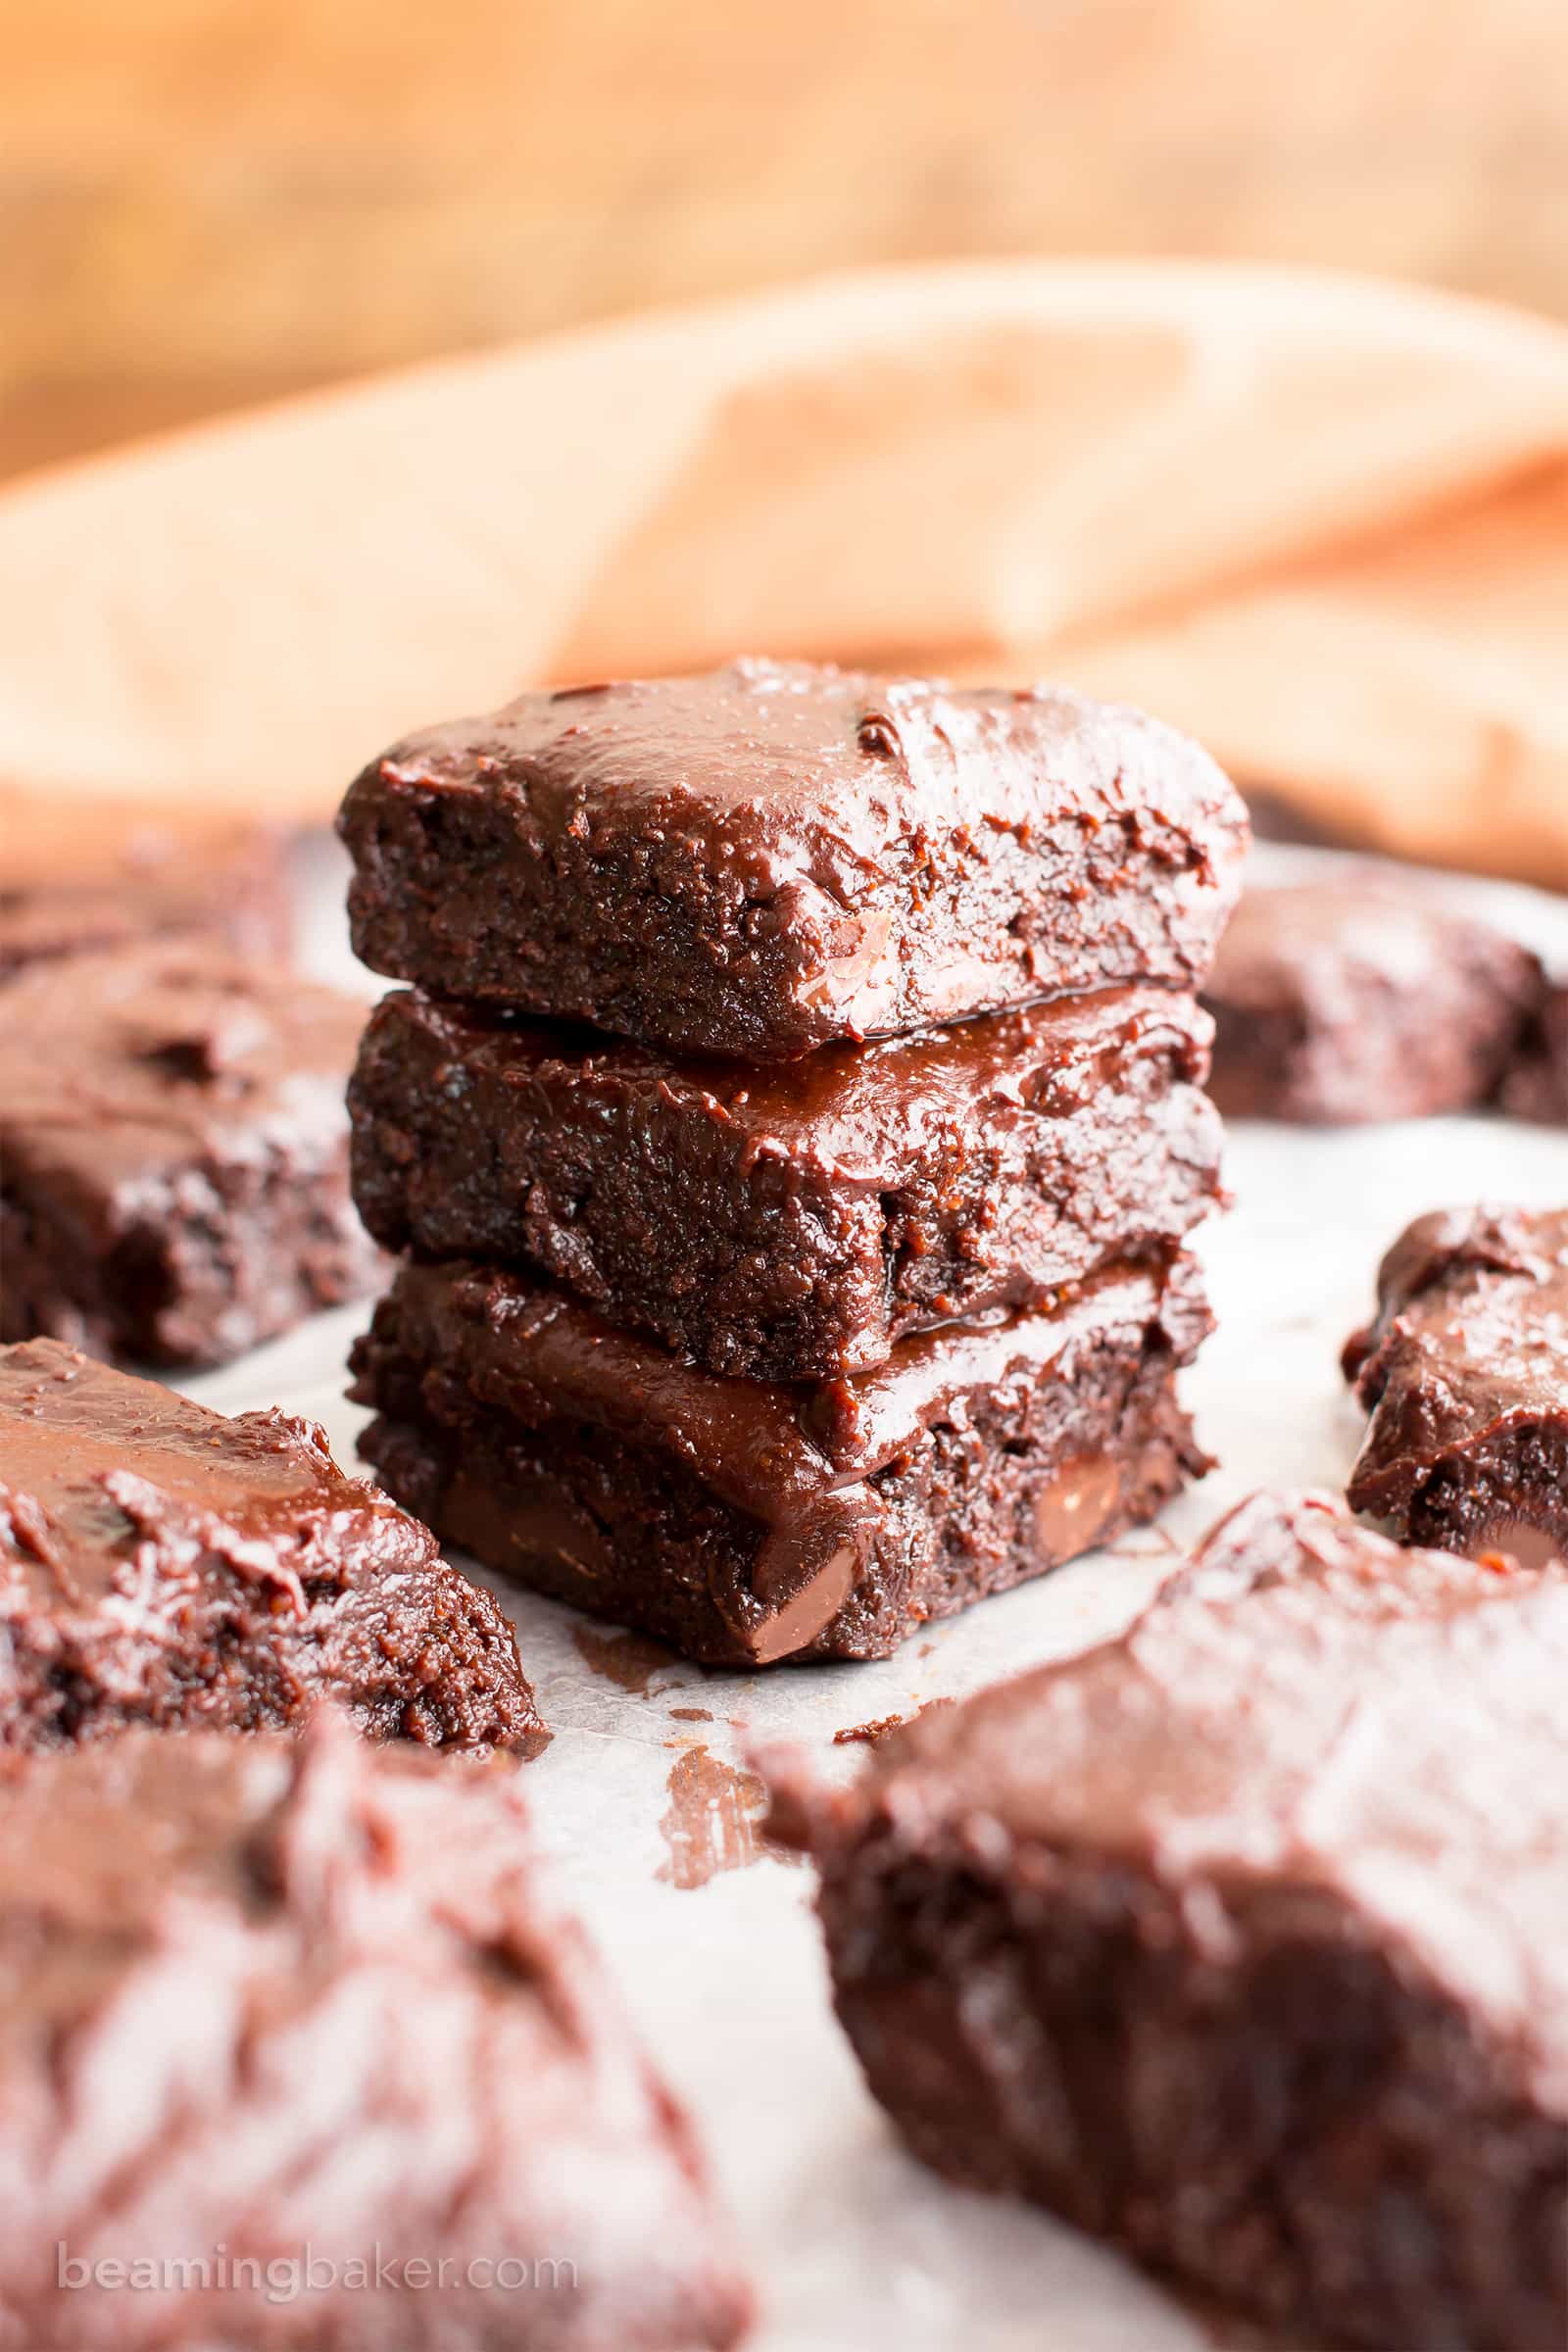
(1, 261, 1564, 883)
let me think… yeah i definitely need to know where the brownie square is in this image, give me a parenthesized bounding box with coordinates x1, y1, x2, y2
(349, 985, 1223, 1380)
(1, 940, 383, 1367)
(338, 661, 1248, 1057)
(1203, 878, 1544, 1122)
(349, 1252, 1211, 1666)
(1344, 1203, 1568, 1560)
(0, 1338, 545, 1753)
(783, 1492, 1567, 2352)
(0, 806, 292, 980)
(0, 1718, 750, 2350)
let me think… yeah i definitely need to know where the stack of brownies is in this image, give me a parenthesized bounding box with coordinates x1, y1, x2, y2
(338, 660, 1249, 1666)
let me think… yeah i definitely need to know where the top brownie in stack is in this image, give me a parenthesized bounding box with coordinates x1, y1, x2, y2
(340, 658, 1247, 1057)
(340, 661, 1247, 1661)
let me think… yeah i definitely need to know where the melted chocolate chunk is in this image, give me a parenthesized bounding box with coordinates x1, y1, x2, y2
(338, 659, 1248, 1057)
(1344, 1203, 1568, 1559)
(0, 1339, 545, 1754)
(0, 1719, 749, 2349)
(348, 1254, 1211, 1666)
(787, 1491, 1568, 2352)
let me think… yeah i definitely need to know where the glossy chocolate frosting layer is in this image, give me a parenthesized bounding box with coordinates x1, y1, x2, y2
(794, 1491, 1568, 2351)
(0, 1338, 545, 1753)
(350, 1253, 1210, 1665)
(0, 940, 383, 1367)
(339, 659, 1248, 1057)
(1344, 1204, 1568, 1557)
(833, 1492, 1568, 2022)
(350, 984, 1222, 1378)
(0, 1718, 751, 2351)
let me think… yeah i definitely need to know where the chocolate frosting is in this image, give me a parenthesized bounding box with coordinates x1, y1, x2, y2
(352, 1253, 1210, 1662)
(2, 940, 360, 1203)
(341, 659, 1248, 1056)
(1203, 878, 1544, 1123)
(1, 940, 383, 1366)
(1345, 1205, 1568, 1534)
(349, 982, 1222, 1377)
(0, 1718, 750, 2349)
(0, 1338, 544, 1753)
(808, 1491, 1568, 2099)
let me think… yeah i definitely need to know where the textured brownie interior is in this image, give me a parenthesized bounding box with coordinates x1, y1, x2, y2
(349, 984, 1221, 1379)
(817, 1839, 1564, 2352)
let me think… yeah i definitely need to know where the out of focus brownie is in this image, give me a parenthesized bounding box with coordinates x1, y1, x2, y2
(1203, 878, 1543, 1122)
(1, 940, 382, 1366)
(1499, 981, 1568, 1124)
(785, 1491, 1567, 2352)
(338, 660, 1248, 1057)
(1344, 1203, 1568, 1561)
(349, 985, 1222, 1379)
(350, 1252, 1211, 1666)
(0, 1718, 750, 2349)
(0, 1338, 545, 1754)
(0, 802, 292, 979)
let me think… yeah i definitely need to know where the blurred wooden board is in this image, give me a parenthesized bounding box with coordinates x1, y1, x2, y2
(4, 0, 1568, 481)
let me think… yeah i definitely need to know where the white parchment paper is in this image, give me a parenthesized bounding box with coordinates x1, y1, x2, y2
(181, 842, 1568, 2352)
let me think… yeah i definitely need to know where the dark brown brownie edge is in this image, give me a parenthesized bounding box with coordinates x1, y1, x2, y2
(809, 1836, 1562, 2352)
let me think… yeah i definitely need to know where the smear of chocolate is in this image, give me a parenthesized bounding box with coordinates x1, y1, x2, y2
(657, 1745, 767, 1890)
(832, 1714, 907, 1747)
(569, 1624, 682, 1694)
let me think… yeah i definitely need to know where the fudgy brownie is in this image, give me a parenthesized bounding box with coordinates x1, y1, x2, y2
(1203, 879, 1544, 1122)
(0, 1718, 750, 2350)
(1344, 1204, 1568, 1560)
(1, 940, 383, 1366)
(1500, 982, 1568, 1124)
(783, 1492, 1567, 2352)
(350, 1253, 1211, 1665)
(349, 986, 1222, 1380)
(339, 661, 1248, 1057)
(0, 808, 292, 980)
(0, 1338, 545, 1753)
